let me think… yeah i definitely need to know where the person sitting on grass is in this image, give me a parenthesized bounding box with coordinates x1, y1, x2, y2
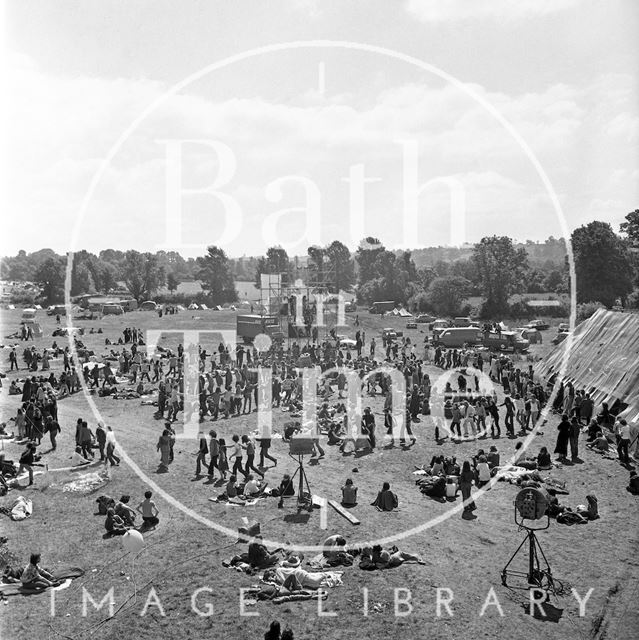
(114, 495, 136, 527)
(243, 474, 267, 497)
(20, 553, 60, 590)
(137, 491, 159, 528)
(371, 481, 398, 511)
(537, 446, 552, 470)
(104, 507, 128, 536)
(248, 534, 281, 568)
(587, 431, 610, 452)
(341, 478, 358, 506)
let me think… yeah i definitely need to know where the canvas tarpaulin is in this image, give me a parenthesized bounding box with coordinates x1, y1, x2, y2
(534, 309, 639, 449)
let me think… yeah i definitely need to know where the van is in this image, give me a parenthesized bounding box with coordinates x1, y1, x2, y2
(481, 330, 529, 352)
(453, 316, 473, 327)
(102, 304, 124, 315)
(21, 308, 37, 321)
(433, 327, 483, 348)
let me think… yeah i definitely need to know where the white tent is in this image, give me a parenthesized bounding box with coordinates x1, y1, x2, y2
(7, 304, 15, 310)
(34, 304, 43, 310)
(188, 303, 199, 310)
(199, 303, 208, 310)
(176, 305, 186, 311)
(398, 307, 412, 317)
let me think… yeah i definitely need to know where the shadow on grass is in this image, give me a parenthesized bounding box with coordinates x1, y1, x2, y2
(283, 512, 311, 524)
(522, 600, 563, 622)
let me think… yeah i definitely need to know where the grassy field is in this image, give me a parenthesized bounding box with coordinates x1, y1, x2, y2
(0, 307, 637, 640)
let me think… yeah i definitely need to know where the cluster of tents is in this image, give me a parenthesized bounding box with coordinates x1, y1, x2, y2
(387, 307, 413, 317)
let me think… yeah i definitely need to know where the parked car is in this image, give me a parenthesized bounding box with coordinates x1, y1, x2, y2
(337, 337, 357, 349)
(527, 319, 550, 331)
(552, 331, 569, 345)
(416, 313, 436, 324)
(406, 321, 417, 329)
(345, 301, 357, 312)
(381, 328, 397, 341)
(453, 316, 475, 327)
(430, 319, 453, 335)
(557, 322, 570, 332)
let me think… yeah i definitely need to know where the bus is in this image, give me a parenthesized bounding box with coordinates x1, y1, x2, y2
(236, 314, 282, 344)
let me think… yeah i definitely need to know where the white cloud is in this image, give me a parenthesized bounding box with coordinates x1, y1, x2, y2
(405, 0, 582, 23)
(4, 51, 634, 256)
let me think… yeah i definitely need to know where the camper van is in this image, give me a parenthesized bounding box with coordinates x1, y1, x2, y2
(481, 330, 529, 352)
(21, 308, 37, 321)
(432, 327, 483, 348)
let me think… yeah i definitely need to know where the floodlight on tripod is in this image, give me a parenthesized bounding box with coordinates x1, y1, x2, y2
(501, 487, 556, 593)
(278, 432, 315, 512)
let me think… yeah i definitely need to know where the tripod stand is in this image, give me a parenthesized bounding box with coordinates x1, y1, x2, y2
(501, 526, 555, 592)
(278, 453, 313, 512)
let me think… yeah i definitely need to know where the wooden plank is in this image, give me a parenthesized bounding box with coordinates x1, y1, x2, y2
(328, 499, 360, 525)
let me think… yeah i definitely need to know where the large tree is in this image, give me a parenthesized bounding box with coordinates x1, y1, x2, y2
(255, 246, 290, 287)
(427, 276, 471, 317)
(572, 221, 633, 306)
(122, 251, 166, 301)
(197, 246, 237, 304)
(472, 236, 529, 316)
(33, 256, 66, 304)
(325, 240, 355, 293)
(167, 272, 181, 294)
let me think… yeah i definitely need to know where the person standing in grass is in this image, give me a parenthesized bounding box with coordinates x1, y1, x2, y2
(217, 438, 229, 480)
(207, 430, 220, 479)
(460, 460, 476, 518)
(195, 432, 208, 476)
(157, 429, 171, 471)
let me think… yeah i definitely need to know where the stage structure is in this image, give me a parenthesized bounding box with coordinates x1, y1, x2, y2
(258, 255, 344, 347)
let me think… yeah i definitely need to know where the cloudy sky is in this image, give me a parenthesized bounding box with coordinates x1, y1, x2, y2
(4, 0, 638, 257)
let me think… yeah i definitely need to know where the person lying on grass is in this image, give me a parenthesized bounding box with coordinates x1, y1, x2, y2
(20, 553, 61, 590)
(371, 482, 398, 511)
(359, 545, 425, 570)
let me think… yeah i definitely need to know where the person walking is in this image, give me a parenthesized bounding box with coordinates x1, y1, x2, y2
(96, 422, 107, 461)
(195, 432, 208, 476)
(242, 435, 264, 478)
(45, 415, 61, 451)
(18, 443, 37, 486)
(106, 426, 121, 466)
(207, 430, 220, 479)
(229, 435, 247, 480)
(257, 434, 277, 468)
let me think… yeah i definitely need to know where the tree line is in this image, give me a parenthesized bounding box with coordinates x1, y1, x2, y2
(2, 210, 638, 314)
